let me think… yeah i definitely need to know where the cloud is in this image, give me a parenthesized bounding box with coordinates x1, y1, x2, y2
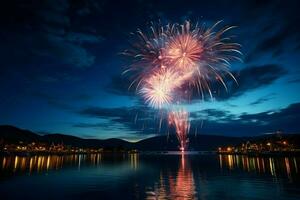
(249, 93, 276, 106)
(0, 0, 103, 69)
(288, 78, 300, 84)
(73, 123, 105, 128)
(73, 122, 125, 131)
(76, 102, 300, 137)
(105, 75, 136, 97)
(230, 65, 286, 96)
(78, 106, 169, 135)
(190, 109, 231, 119)
(191, 64, 286, 101)
(190, 102, 300, 136)
(35, 33, 97, 68)
(32, 91, 74, 111)
(190, 109, 237, 124)
(31, 91, 93, 110)
(244, 1, 300, 62)
(73, 94, 93, 101)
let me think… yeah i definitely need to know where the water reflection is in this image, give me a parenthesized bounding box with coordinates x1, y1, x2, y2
(0, 153, 141, 174)
(2, 154, 299, 180)
(130, 153, 138, 170)
(219, 154, 299, 180)
(146, 154, 196, 200)
(1, 154, 300, 199)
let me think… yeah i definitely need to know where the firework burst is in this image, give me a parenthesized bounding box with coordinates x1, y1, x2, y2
(139, 68, 181, 108)
(123, 20, 241, 151)
(165, 32, 203, 72)
(124, 21, 241, 103)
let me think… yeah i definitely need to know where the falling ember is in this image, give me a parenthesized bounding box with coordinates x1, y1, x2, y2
(168, 110, 190, 152)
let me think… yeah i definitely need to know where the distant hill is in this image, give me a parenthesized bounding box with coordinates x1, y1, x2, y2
(0, 125, 42, 143)
(0, 125, 299, 151)
(0, 125, 132, 149)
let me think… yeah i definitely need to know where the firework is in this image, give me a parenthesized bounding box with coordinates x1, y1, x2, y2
(138, 67, 195, 108)
(124, 21, 241, 102)
(165, 32, 203, 72)
(168, 110, 190, 152)
(122, 24, 168, 90)
(123, 20, 241, 151)
(139, 68, 181, 108)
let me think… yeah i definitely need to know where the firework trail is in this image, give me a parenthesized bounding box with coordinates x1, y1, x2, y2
(168, 110, 190, 152)
(123, 20, 241, 151)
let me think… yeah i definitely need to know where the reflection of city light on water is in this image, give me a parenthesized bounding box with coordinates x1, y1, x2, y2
(227, 155, 234, 170)
(218, 154, 223, 169)
(1, 154, 103, 173)
(130, 153, 138, 170)
(218, 155, 299, 179)
(269, 158, 276, 176)
(294, 158, 298, 174)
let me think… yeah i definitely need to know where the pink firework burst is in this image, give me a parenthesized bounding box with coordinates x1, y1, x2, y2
(138, 68, 181, 108)
(123, 21, 241, 103)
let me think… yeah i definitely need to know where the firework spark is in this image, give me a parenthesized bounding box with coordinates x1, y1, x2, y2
(138, 68, 194, 108)
(139, 68, 182, 108)
(165, 33, 203, 72)
(168, 110, 190, 152)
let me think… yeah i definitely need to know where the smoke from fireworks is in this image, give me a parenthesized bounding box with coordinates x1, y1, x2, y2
(123, 20, 240, 151)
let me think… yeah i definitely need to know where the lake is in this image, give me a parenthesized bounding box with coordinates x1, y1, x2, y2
(0, 153, 300, 199)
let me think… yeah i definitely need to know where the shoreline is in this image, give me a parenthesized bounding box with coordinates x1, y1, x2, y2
(217, 151, 300, 157)
(1, 150, 300, 157)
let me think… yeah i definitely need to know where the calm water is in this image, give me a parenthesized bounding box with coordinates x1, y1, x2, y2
(0, 153, 300, 200)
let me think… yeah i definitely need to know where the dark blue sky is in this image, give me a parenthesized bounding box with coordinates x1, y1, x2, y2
(1, 0, 300, 141)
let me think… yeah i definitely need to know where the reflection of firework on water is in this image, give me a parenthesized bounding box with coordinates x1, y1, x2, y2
(168, 110, 190, 152)
(146, 155, 195, 199)
(123, 20, 241, 151)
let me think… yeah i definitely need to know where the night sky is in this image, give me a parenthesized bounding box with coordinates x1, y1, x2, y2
(1, 0, 300, 141)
